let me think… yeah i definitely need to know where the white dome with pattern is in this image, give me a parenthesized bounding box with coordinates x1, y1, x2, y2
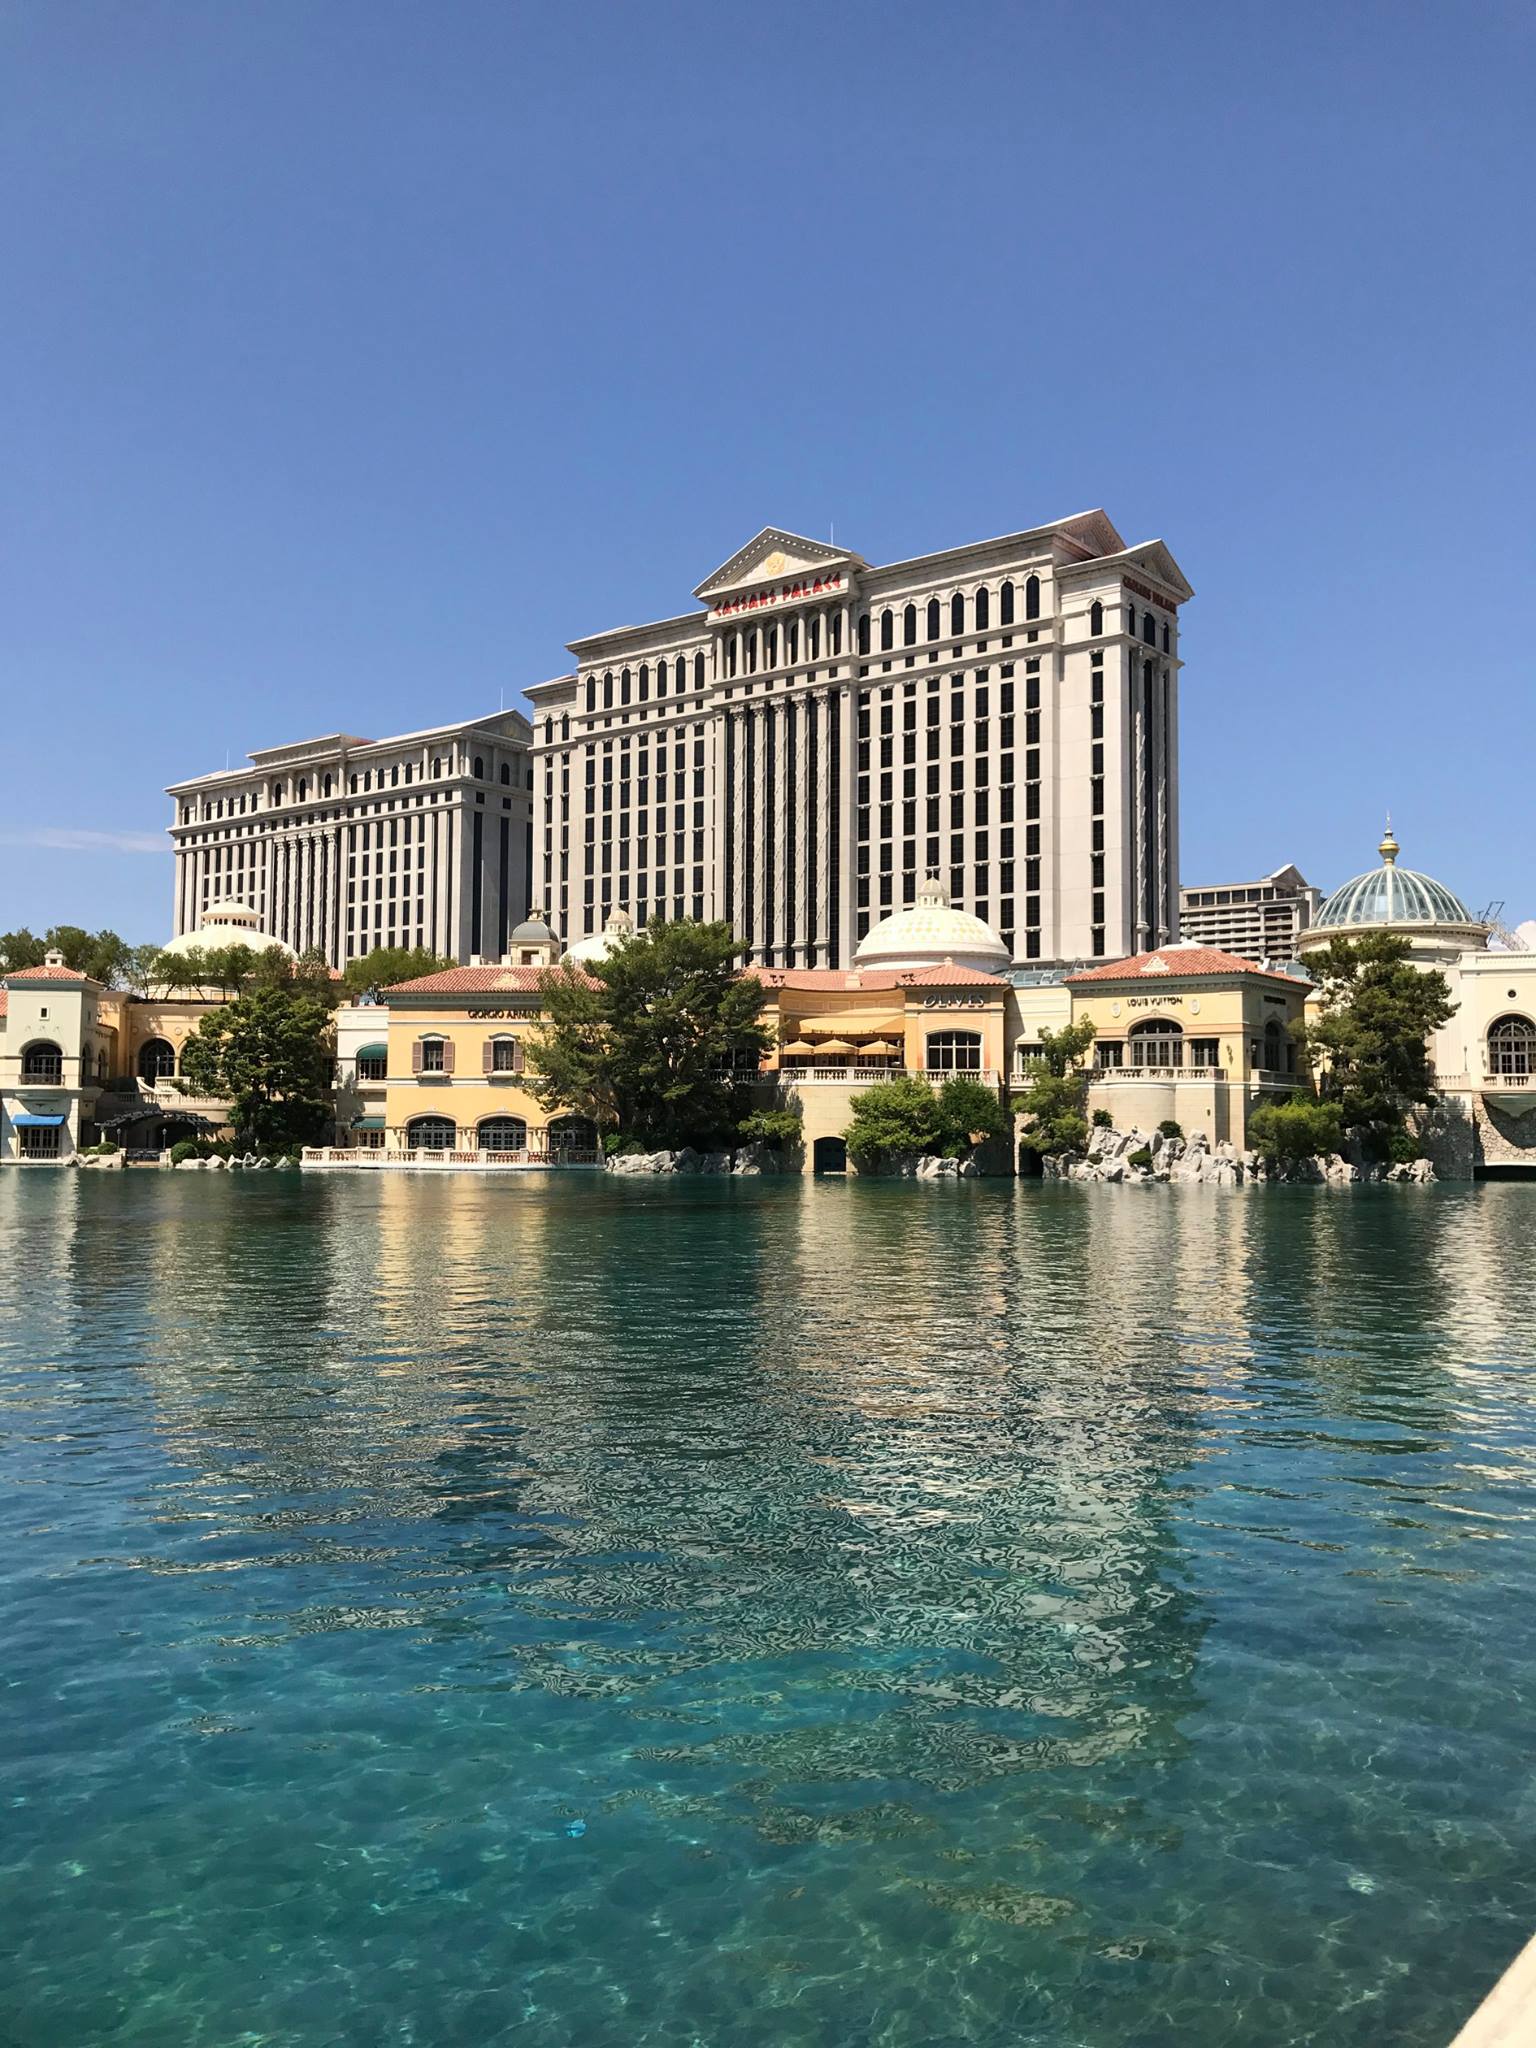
(854, 876, 1010, 974)
(562, 906, 635, 966)
(160, 901, 295, 958)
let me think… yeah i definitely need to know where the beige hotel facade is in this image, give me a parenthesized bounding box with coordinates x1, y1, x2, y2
(526, 510, 1191, 971)
(166, 713, 534, 970)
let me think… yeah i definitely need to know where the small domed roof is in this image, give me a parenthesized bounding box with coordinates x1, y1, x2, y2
(161, 902, 295, 958)
(854, 876, 1010, 974)
(1314, 824, 1478, 933)
(562, 905, 634, 965)
(510, 912, 555, 943)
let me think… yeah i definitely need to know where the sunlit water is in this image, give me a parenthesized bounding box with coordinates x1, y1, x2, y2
(4, 1173, 1536, 2046)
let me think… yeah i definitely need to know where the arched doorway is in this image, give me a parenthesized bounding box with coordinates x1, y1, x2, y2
(406, 1115, 456, 1152)
(1128, 1019, 1184, 1069)
(1488, 1015, 1536, 1078)
(477, 1116, 527, 1155)
(813, 1135, 847, 1175)
(547, 1116, 598, 1159)
(138, 1038, 176, 1083)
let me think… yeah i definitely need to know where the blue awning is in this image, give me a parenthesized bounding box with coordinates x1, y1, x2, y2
(12, 1112, 66, 1128)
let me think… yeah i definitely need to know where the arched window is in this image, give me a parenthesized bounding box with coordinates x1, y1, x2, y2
(560, 713, 570, 741)
(1143, 612, 1157, 647)
(477, 1115, 527, 1154)
(431, 756, 443, 777)
(1025, 574, 1041, 620)
(830, 612, 843, 656)
(857, 612, 871, 655)
(694, 652, 706, 688)
(1128, 1019, 1184, 1069)
(1261, 1019, 1287, 1072)
(349, 774, 358, 793)
(602, 672, 614, 709)
(1000, 580, 1015, 625)
(547, 1114, 598, 1157)
(411, 1035, 453, 1075)
(586, 676, 596, 713)
(483, 1034, 525, 1075)
(1162, 621, 1171, 653)
(1489, 1015, 1536, 1077)
(137, 1038, 175, 1083)
(322, 774, 332, 797)
(925, 1030, 983, 1073)
(1090, 599, 1103, 637)
(879, 609, 894, 651)
(621, 667, 632, 704)
(975, 586, 990, 631)
(746, 632, 758, 675)
(406, 1114, 456, 1152)
(726, 636, 738, 678)
(949, 592, 965, 636)
(272, 782, 284, 803)
(903, 603, 917, 646)
(499, 763, 510, 784)
(297, 778, 307, 802)
(926, 597, 940, 640)
(639, 663, 649, 701)
(97, 1049, 108, 1082)
(21, 1041, 64, 1083)
(1126, 606, 1138, 638)
(473, 756, 485, 778)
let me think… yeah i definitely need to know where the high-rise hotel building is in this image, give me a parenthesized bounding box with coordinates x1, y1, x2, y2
(166, 713, 534, 969)
(527, 510, 1190, 969)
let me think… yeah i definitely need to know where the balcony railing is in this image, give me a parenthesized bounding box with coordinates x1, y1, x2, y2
(777, 1065, 1001, 1087)
(1087, 1063, 1228, 1082)
(302, 1147, 603, 1170)
(19, 1063, 66, 1087)
(1484, 1068, 1536, 1089)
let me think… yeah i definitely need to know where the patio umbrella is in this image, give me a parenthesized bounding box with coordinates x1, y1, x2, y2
(779, 1039, 818, 1056)
(857, 1039, 899, 1058)
(814, 1038, 856, 1056)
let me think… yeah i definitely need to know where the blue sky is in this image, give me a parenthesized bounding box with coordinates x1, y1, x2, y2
(2, 0, 1532, 941)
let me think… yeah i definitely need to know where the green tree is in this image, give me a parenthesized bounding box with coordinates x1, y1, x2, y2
(737, 1105, 804, 1149)
(122, 943, 169, 996)
(526, 918, 771, 1149)
(342, 945, 454, 999)
(0, 927, 135, 982)
(1248, 1097, 1346, 1164)
(178, 983, 336, 1151)
(0, 929, 47, 971)
(934, 1075, 1009, 1154)
(844, 1075, 945, 1166)
(1014, 1020, 1097, 1157)
(1300, 934, 1456, 1157)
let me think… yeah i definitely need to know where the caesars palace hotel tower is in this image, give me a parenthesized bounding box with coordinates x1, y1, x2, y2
(527, 509, 1190, 970)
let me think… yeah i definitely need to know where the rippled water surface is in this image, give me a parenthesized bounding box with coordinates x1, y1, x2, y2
(4, 1173, 1536, 2046)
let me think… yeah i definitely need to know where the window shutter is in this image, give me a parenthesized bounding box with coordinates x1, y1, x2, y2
(482, 1039, 494, 1074)
(513, 1039, 525, 1074)
(442, 1040, 456, 1074)
(411, 1040, 423, 1075)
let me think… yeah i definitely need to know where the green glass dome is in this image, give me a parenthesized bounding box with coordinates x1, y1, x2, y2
(1315, 827, 1476, 932)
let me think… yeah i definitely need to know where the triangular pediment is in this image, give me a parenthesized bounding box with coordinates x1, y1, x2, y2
(694, 527, 864, 602)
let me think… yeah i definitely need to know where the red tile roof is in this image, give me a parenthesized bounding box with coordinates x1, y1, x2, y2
(383, 963, 598, 995)
(5, 962, 89, 981)
(751, 964, 1007, 993)
(1066, 946, 1307, 986)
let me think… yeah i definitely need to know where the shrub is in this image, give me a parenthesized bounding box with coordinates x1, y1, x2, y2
(168, 1140, 199, 1165)
(1247, 1097, 1345, 1164)
(1127, 1147, 1154, 1171)
(737, 1106, 804, 1149)
(1157, 1119, 1183, 1140)
(1091, 1108, 1114, 1129)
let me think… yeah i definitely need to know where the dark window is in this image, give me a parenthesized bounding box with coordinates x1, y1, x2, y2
(1025, 575, 1041, 620)
(1000, 580, 1015, 625)
(1090, 599, 1103, 636)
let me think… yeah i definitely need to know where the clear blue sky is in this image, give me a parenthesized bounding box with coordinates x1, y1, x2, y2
(3, 0, 1532, 942)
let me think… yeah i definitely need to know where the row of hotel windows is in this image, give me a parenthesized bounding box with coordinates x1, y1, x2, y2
(17, 1038, 181, 1085)
(183, 755, 529, 822)
(1090, 1020, 1296, 1072)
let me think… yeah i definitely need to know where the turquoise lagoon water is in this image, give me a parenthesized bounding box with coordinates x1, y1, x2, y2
(3, 1172, 1536, 2047)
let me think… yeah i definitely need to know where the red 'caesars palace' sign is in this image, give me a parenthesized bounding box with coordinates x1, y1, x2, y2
(713, 572, 843, 619)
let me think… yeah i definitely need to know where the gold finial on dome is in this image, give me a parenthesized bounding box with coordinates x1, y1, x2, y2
(1379, 816, 1399, 867)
